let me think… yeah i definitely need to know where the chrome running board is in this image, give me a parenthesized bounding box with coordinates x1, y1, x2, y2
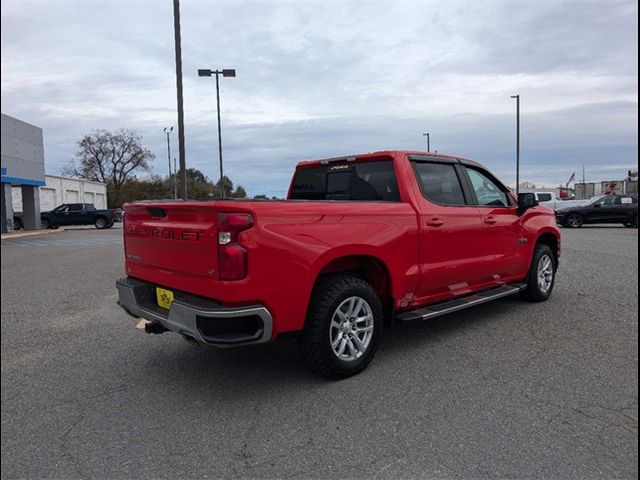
(395, 284, 526, 322)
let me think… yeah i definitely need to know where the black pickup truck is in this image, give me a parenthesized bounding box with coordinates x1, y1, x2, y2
(35, 203, 116, 229)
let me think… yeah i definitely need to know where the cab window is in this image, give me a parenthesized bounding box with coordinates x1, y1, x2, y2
(411, 162, 467, 206)
(466, 167, 512, 207)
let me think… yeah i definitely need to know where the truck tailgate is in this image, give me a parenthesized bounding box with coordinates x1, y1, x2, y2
(124, 203, 217, 280)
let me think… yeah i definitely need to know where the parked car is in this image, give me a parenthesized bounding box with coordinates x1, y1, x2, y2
(41, 203, 116, 229)
(116, 150, 560, 378)
(555, 195, 638, 228)
(530, 191, 589, 211)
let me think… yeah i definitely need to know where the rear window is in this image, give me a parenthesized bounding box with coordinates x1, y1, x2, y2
(290, 160, 400, 201)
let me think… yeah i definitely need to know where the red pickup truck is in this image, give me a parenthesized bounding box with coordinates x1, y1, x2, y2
(116, 150, 560, 378)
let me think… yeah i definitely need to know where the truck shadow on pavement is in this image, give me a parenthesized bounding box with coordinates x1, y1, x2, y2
(132, 295, 526, 392)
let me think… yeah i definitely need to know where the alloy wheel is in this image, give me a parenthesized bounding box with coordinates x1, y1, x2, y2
(537, 254, 554, 294)
(329, 296, 374, 362)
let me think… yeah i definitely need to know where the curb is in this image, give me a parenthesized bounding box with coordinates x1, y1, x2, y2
(1, 228, 66, 240)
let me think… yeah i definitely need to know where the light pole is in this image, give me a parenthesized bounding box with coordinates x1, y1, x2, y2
(163, 127, 173, 198)
(198, 68, 236, 198)
(510, 94, 520, 194)
(422, 132, 430, 152)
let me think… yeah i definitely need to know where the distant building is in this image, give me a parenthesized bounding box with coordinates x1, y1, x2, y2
(1, 113, 108, 232)
(1, 113, 45, 232)
(575, 180, 638, 199)
(12, 175, 107, 212)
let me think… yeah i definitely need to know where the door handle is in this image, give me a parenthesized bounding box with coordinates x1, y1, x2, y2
(426, 218, 444, 227)
(484, 217, 497, 225)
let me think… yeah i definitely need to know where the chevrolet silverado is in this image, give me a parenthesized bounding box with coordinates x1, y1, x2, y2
(116, 151, 560, 378)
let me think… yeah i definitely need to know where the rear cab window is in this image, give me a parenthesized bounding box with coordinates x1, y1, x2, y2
(290, 159, 400, 201)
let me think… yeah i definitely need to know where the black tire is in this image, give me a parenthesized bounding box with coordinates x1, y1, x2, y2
(13, 218, 23, 230)
(94, 216, 108, 229)
(105, 222, 114, 229)
(300, 274, 383, 379)
(564, 213, 583, 228)
(41, 218, 50, 229)
(520, 244, 557, 302)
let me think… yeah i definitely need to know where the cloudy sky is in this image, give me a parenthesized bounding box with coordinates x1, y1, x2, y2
(1, 0, 637, 197)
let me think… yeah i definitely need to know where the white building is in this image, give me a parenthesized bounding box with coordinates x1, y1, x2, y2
(12, 175, 107, 212)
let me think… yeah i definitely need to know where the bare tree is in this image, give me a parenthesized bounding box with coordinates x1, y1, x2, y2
(64, 129, 154, 207)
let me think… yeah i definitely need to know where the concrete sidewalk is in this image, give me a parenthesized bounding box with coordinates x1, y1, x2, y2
(1, 228, 65, 240)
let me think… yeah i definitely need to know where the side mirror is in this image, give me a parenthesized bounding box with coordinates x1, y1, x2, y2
(517, 192, 538, 215)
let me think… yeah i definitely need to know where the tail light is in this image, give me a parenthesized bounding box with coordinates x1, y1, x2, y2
(217, 212, 253, 281)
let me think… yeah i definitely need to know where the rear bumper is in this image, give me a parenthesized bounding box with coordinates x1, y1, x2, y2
(116, 277, 273, 346)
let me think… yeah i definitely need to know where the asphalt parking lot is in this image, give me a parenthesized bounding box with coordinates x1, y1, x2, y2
(1, 225, 638, 479)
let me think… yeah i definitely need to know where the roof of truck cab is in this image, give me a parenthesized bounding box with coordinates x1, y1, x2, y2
(295, 150, 483, 169)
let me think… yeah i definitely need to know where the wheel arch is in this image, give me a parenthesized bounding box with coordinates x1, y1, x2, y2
(310, 253, 394, 322)
(535, 231, 560, 265)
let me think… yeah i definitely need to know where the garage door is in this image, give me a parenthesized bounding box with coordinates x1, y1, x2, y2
(85, 191, 95, 205)
(95, 193, 106, 209)
(65, 189, 79, 203)
(40, 188, 56, 211)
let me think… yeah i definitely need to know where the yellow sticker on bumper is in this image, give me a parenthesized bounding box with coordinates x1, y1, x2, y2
(156, 287, 174, 310)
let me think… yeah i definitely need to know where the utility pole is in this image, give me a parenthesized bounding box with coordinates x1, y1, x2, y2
(174, 158, 178, 199)
(163, 127, 173, 197)
(173, 0, 187, 200)
(510, 95, 520, 194)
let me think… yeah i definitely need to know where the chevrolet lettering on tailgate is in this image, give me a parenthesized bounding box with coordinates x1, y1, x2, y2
(125, 226, 202, 241)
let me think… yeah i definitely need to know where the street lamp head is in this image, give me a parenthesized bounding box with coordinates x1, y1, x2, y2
(198, 69, 213, 77)
(164, 126, 174, 133)
(222, 69, 236, 78)
(510, 95, 519, 98)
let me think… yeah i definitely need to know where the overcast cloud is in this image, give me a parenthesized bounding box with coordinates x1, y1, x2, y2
(1, 0, 637, 197)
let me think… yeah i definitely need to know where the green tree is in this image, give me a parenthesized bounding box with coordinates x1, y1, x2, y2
(174, 168, 216, 200)
(216, 176, 234, 197)
(230, 185, 247, 198)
